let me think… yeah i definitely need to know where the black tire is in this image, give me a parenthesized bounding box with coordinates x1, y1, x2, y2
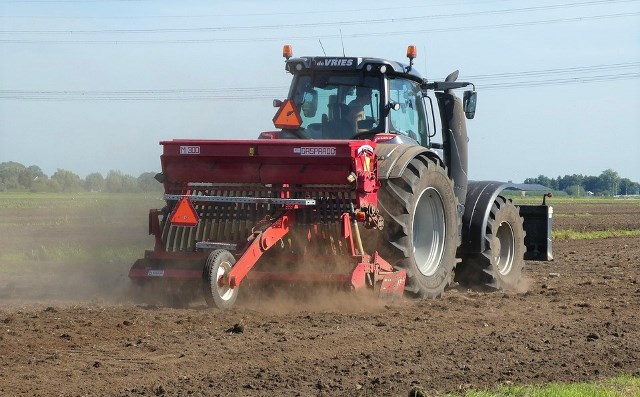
(203, 249, 238, 309)
(377, 156, 458, 298)
(455, 196, 526, 291)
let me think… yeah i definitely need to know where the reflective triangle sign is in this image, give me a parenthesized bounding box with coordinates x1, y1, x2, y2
(170, 197, 199, 227)
(272, 99, 302, 129)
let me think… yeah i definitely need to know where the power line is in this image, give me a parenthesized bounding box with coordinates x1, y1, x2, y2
(1, 11, 638, 45)
(0, 0, 516, 19)
(2, 62, 638, 101)
(478, 73, 640, 90)
(465, 62, 640, 81)
(0, 0, 147, 3)
(1, 0, 637, 34)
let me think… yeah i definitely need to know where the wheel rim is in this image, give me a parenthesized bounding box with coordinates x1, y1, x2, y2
(215, 261, 235, 301)
(494, 221, 515, 275)
(412, 187, 446, 277)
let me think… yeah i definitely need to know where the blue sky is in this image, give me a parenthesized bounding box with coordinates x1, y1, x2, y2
(0, 0, 639, 182)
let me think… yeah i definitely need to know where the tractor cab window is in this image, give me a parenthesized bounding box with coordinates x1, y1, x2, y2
(292, 74, 382, 139)
(388, 78, 428, 145)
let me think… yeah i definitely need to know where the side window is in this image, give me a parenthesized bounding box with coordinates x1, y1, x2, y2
(389, 78, 428, 145)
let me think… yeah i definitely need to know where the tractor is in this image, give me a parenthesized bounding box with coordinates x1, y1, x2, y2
(129, 45, 552, 308)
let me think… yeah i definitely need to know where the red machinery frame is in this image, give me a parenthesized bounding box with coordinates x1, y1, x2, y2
(129, 139, 405, 298)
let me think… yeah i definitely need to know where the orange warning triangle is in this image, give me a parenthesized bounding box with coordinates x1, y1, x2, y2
(272, 99, 302, 129)
(170, 197, 199, 227)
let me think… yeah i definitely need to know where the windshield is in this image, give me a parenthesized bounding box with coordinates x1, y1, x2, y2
(388, 77, 429, 145)
(291, 73, 383, 139)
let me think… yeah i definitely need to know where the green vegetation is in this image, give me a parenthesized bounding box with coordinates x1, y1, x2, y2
(0, 161, 162, 193)
(3, 161, 639, 197)
(509, 196, 640, 206)
(0, 193, 160, 273)
(554, 213, 592, 218)
(0, 191, 162, 209)
(438, 374, 640, 397)
(553, 229, 640, 241)
(0, 244, 142, 265)
(524, 169, 640, 197)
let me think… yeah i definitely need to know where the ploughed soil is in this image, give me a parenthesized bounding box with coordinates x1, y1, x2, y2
(0, 199, 639, 396)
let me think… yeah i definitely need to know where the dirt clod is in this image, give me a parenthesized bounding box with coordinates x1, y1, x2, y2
(226, 323, 244, 334)
(408, 386, 428, 397)
(586, 332, 600, 341)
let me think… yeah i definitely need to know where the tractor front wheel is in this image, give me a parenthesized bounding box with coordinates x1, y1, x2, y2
(203, 249, 239, 309)
(378, 156, 458, 298)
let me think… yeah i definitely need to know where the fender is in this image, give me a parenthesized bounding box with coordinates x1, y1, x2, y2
(375, 143, 440, 180)
(459, 181, 553, 260)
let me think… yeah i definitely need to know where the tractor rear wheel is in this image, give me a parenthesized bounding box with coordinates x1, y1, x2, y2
(203, 249, 238, 309)
(455, 196, 526, 291)
(377, 156, 458, 298)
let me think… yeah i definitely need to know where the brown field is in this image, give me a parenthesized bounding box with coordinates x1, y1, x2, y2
(0, 195, 639, 396)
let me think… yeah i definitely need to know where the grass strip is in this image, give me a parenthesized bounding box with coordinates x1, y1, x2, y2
(439, 374, 640, 397)
(553, 213, 592, 218)
(0, 192, 162, 209)
(509, 196, 640, 205)
(553, 229, 640, 240)
(0, 244, 144, 268)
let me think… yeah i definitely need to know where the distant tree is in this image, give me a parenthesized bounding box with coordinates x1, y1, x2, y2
(598, 169, 621, 196)
(524, 174, 553, 188)
(565, 185, 583, 196)
(84, 172, 105, 192)
(51, 169, 83, 192)
(583, 175, 601, 195)
(122, 174, 139, 192)
(137, 172, 162, 192)
(27, 165, 46, 178)
(46, 178, 63, 192)
(523, 170, 640, 197)
(105, 170, 139, 193)
(558, 174, 584, 192)
(30, 178, 50, 193)
(18, 165, 47, 190)
(0, 161, 27, 191)
(619, 178, 640, 196)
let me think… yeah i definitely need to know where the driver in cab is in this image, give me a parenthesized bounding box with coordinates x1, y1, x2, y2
(347, 86, 371, 134)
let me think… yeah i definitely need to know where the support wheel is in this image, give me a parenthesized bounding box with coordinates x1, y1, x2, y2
(377, 156, 458, 298)
(455, 196, 526, 291)
(203, 249, 238, 309)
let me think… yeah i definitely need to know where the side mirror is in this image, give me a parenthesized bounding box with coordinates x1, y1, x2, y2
(301, 90, 318, 118)
(463, 91, 477, 119)
(273, 99, 283, 108)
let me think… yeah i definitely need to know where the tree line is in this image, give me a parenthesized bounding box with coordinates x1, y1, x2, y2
(524, 169, 640, 197)
(2, 161, 639, 196)
(0, 161, 162, 193)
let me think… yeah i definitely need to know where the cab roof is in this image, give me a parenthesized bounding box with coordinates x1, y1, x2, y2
(285, 56, 425, 84)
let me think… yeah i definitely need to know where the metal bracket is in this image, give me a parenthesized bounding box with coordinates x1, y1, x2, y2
(165, 194, 316, 206)
(195, 242, 238, 251)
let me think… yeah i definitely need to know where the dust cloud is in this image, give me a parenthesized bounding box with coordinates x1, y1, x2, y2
(235, 284, 393, 314)
(0, 197, 154, 307)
